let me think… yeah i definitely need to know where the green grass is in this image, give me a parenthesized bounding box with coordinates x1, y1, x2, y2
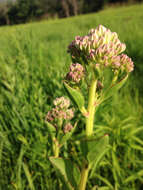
(0, 3, 143, 190)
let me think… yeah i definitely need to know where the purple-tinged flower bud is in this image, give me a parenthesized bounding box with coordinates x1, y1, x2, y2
(87, 41, 91, 51)
(63, 123, 73, 134)
(66, 108, 74, 120)
(79, 42, 83, 50)
(58, 110, 67, 119)
(120, 54, 134, 72)
(112, 62, 121, 68)
(52, 108, 60, 118)
(45, 111, 54, 122)
(111, 32, 118, 42)
(91, 39, 97, 49)
(89, 29, 95, 34)
(103, 56, 109, 66)
(97, 25, 107, 35)
(126, 61, 134, 72)
(96, 36, 104, 47)
(115, 43, 126, 54)
(111, 55, 121, 69)
(120, 54, 128, 62)
(121, 43, 126, 52)
(47, 107, 67, 121)
(75, 36, 81, 41)
(95, 47, 103, 58)
(97, 80, 104, 91)
(95, 63, 100, 68)
(89, 49, 96, 60)
(108, 48, 116, 57)
(83, 35, 89, 43)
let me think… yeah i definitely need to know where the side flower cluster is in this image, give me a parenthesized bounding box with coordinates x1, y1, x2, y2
(66, 63, 84, 83)
(68, 25, 134, 73)
(45, 97, 74, 133)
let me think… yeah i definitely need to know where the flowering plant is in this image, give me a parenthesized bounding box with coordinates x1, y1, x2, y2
(46, 25, 134, 190)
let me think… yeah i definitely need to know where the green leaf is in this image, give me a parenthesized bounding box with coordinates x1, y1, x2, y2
(16, 146, 25, 189)
(80, 135, 109, 176)
(49, 157, 80, 190)
(125, 170, 143, 183)
(125, 126, 143, 138)
(112, 151, 121, 178)
(87, 134, 109, 166)
(130, 144, 143, 151)
(23, 162, 35, 190)
(64, 82, 86, 114)
(94, 174, 114, 189)
(80, 135, 97, 158)
(17, 134, 28, 145)
(97, 187, 110, 190)
(101, 75, 128, 103)
(0, 80, 13, 92)
(132, 136, 143, 146)
(90, 146, 109, 178)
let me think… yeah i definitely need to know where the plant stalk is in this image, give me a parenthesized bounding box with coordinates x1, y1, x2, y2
(78, 163, 89, 190)
(53, 138, 59, 157)
(86, 79, 97, 136)
(78, 79, 97, 190)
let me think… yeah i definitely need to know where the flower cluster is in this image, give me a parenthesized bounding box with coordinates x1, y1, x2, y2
(46, 97, 74, 131)
(66, 63, 84, 83)
(68, 25, 134, 73)
(111, 54, 134, 73)
(120, 54, 134, 72)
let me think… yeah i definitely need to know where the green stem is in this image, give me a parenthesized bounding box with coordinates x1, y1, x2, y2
(86, 79, 97, 136)
(53, 138, 59, 157)
(78, 163, 89, 190)
(53, 119, 63, 157)
(78, 79, 97, 190)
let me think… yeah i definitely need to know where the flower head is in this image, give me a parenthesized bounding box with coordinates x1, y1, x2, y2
(45, 97, 74, 128)
(68, 25, 134, 73)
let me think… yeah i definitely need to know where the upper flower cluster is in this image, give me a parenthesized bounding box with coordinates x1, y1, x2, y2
(68, 25, 134, 73)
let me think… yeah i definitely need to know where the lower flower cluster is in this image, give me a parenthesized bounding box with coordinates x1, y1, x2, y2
(46, 97, 74, 133)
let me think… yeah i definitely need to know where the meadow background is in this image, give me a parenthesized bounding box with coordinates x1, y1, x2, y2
(0, 3, 143, 190)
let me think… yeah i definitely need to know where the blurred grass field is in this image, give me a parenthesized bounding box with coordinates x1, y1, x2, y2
(0, 3, 143, 190)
